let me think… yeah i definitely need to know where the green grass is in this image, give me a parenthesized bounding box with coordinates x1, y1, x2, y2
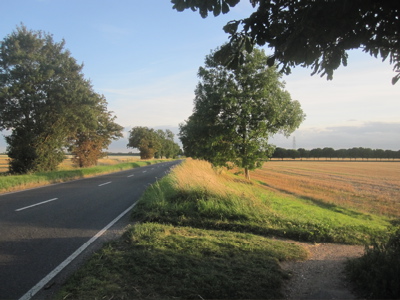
(57, 159, 394, 299)
(57, 223, 307, 300)
(133, 171, 390, 245)
(0, 160, 166, 193)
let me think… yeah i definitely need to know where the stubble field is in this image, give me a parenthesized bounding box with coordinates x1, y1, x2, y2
(252, 161, 400, 218)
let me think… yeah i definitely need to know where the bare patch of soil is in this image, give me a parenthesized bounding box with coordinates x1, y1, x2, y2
(281, 242, 365, 299)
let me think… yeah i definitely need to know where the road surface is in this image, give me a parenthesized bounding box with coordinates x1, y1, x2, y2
(0, 160, 181, 299)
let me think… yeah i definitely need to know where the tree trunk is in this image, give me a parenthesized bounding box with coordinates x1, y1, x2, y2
(244, 168, 250, 180)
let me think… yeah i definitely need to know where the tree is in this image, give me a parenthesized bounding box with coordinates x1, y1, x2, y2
(154, 129, 181, 159)
(309, 148, 322, 160)
(322, 147, 335, 160)
(172, 0, 400, 84)
(179, 47, 305, 179)
(287, 149, 300, 160)
(68, 94, 123, 168)
(272, 147, 286, 160)
(0, 25, 103, 173)
(297, 148, 309, 160)
(127, 127, 161, 159)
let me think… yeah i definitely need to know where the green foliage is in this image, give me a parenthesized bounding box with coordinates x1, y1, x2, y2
(128, 127, 181, 160)
(346, 227, 400, 299)
(179, 47, 305, 179)
(127, 126, 161, 159)
(154, 129, 181, 159)
(173, 1, 400, 84)
(68, 95, 123, 168)
(57, 223, 307, 299)
(172, 0, 240, 18)
(0, 25, 122, 173)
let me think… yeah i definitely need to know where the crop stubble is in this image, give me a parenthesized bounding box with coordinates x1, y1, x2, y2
(252, 161, 400, 218)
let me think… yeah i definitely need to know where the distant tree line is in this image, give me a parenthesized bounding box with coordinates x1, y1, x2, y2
(127, 127, 182, 159)
(272, 147, 400, 161)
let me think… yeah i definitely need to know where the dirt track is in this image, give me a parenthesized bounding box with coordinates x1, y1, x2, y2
(281, 242, 365, 299)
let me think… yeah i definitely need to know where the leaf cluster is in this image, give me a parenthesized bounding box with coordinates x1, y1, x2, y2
(171, 0, 240, 18)
(173, 0, 400, 84)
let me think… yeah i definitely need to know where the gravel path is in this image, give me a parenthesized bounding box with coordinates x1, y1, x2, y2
(280, 242, 365, 299)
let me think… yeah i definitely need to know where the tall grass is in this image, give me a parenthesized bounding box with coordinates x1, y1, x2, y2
(133, 159, 391, 244)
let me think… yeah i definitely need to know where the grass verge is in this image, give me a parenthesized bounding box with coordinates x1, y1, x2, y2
(133, 159, 391, 244)
(58, 223, 307, 299)
(0, 160, 166, 194)
(57, 158, 394, 299)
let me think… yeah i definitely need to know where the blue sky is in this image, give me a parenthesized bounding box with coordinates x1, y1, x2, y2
(1, 0, 399, 152)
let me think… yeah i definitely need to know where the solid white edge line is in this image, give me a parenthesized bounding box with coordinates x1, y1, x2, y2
(18, 201, 139, 300)
(15, 198, 58, 212)
(98, 181, 112, 187)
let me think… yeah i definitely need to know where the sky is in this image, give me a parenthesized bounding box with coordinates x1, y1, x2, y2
(1, 0, 399, 152)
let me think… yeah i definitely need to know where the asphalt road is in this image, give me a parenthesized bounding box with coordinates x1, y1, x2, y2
(0, 160, 181, 299)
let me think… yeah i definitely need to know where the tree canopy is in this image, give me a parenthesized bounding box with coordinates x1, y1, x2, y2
(127, 127, 161, 159)
(179, 47, 305, 179)
(0, 25, 123, 173)
(172, 0, 400, 84)
(127, 127, 181, 159)
(68, 94, 124, 168)
(154, 129, 181, 159)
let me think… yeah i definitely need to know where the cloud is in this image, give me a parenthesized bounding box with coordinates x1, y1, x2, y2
(271, 121, 400, 150)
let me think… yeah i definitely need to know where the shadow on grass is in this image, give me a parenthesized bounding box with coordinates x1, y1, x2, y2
(133, 178, 388, 244)
(58, 223, 306, 300)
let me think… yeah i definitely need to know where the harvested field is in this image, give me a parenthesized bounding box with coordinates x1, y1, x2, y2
(0, 155, 8, 173)
(252, 161, 400, 218)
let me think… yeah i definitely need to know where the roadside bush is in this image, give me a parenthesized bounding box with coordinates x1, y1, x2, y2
(346, 227, 400, 299)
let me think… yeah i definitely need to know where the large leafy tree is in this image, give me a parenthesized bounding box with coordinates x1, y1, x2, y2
(172, 0, 400, 84)
(127, 127, 162, 159)
(179, 47, 305, 179)
(0, 25, 120, 173)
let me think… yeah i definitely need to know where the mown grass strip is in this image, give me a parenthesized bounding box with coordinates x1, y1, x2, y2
(0, 160, 166, 194)
(57, 223, 307, 300)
